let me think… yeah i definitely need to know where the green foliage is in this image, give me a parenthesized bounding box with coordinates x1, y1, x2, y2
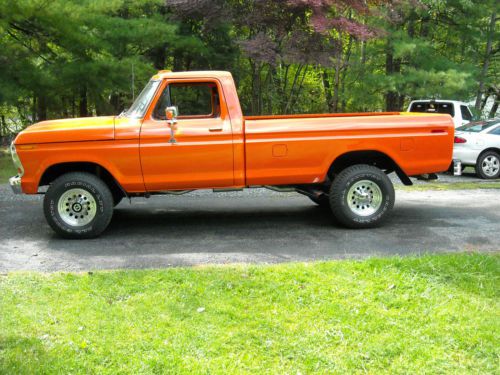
(0, 0, 497, 129)
(0, 0, 176, 121)
(0, 253, 498, 373)
(0, 147, 17, 182)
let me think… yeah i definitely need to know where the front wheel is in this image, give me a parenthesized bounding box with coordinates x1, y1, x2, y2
(329, 164, 395, 228)
(43, 172, 114, 238)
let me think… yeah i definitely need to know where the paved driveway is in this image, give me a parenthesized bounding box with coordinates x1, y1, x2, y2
(0, 183, 498, 272)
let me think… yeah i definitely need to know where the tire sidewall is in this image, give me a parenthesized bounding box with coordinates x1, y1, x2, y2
(331, 166, 394, 228)
(44, 176, 111, 238)
(477, 152, 500, 179)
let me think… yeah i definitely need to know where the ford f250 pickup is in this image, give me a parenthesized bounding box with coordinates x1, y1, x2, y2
(9, 70, 454, 238)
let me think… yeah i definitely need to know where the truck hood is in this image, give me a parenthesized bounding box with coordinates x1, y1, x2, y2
(15, 116, 115, 145)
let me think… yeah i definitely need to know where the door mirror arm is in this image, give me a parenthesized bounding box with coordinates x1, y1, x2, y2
(165, 106, 179, 143)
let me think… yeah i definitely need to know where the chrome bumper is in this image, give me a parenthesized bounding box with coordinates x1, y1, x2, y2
(9, 175, 22, 194)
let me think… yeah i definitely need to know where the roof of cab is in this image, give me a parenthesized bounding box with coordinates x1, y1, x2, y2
(151, 70, 233, 80)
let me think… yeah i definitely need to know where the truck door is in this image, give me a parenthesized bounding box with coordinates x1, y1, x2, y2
(139, 79, 234, 191)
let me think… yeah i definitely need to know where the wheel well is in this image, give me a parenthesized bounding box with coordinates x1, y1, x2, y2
(327, 150, 412, 185)
(39, 162, 126, 198)
(478, 148, 500, 158)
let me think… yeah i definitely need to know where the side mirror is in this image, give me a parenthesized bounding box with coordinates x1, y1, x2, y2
(165, 106, 178, 121)
(165, 106, 179, 144)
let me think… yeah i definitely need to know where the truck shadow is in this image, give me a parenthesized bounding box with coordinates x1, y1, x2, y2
(44, 200, 491, 254)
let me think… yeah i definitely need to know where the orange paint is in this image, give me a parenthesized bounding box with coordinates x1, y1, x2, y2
(13, 70, 454, 194)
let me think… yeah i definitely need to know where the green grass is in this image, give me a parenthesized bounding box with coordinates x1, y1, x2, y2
(0, 146, 16, 183)
(1, 253, 498, 374)
(398, 181, 500, 191)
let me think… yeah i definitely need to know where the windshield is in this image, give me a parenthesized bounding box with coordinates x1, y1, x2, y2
(125, 80, 161, 118)
(457, 120, 499, 133)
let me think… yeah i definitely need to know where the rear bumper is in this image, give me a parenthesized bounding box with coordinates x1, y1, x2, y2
(9, 175, 22, 194)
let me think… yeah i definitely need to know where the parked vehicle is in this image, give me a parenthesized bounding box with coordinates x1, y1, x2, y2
(407, 99, 474, 128)
(9, 70, 454, 238)
(453, 119, 500, 179)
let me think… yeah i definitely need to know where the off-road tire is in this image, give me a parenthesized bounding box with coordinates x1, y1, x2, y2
(329, 164, 395, 228)
(43, 172, 114, 238)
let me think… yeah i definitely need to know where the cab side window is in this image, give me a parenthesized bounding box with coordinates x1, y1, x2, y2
(153, 82, 220, 120)
(460, 105, 473, 121)
(490, 126, 500, 135)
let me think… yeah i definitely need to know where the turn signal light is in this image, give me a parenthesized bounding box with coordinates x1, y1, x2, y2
(454, 136, 467, 144)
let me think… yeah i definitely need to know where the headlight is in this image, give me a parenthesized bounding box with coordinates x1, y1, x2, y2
(10, 142, 24, 177)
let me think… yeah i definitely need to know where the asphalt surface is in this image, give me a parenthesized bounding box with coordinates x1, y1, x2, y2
(0, 173, 499, 272)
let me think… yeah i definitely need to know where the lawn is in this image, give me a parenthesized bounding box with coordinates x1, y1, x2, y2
(0, 146, 16, 183)
(399, 181, 500, 191)
(0, 253, 498, 374)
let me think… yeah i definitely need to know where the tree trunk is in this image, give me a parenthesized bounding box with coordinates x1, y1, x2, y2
(32, 94, 37, 123)
(489, 94, 499, 118)
(36, 94, 47, 121)
(79, 86, 88, 117)
(284, 64, 303, 114)
(322, 69, 333, 112)
(474, 11, 496, 111)
(150, 45, 167, 70)
(266, 65, 276, 114)
(0, 115, 5, 137)
(385, 45, 402, 111)
(289, 66, 308, 113)
(249, 60, 261, 115)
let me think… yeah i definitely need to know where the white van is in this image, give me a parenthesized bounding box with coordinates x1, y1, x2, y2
(407, 100, 474, 128)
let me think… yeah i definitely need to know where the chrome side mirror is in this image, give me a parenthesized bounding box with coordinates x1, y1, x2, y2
(165, 106, 178, 121)
(165, 106, 178, 143)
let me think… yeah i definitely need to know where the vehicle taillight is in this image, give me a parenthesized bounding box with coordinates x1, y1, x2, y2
(454, 136, 467, 144)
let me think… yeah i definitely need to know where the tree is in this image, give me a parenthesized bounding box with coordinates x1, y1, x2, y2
(0, 0, 177, 122)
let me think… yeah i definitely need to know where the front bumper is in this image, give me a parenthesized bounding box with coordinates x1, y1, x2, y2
(9, 175, 22, 194)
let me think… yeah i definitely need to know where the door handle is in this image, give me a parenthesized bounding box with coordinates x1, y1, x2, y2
(209, 126, 223, 132)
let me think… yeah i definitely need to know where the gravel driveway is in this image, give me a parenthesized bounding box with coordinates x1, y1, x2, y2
(0, 173, 498, 272)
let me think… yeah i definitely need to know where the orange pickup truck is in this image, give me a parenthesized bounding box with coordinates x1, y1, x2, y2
(9, 70, 454, 238)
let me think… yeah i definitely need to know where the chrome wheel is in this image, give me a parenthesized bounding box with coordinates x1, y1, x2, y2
(347, 180, 383, 216)
(57, 188, 97, 227)
(481, 155, 499, 177)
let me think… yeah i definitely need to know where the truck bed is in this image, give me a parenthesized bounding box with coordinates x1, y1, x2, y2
(243, 112, 454, 186)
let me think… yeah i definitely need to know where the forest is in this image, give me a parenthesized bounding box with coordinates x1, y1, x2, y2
(0, 0, 498, 136)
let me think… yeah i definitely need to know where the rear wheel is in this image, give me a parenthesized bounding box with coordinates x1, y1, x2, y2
(476, 151, 500, 179)
(329, 164, 395, 228)
(43, 172, 114, 238)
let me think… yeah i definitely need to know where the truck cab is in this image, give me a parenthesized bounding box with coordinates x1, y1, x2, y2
(407, 100, 474, 128)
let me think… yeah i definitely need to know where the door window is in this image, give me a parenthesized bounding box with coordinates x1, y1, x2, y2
(153, 82, 220, 120)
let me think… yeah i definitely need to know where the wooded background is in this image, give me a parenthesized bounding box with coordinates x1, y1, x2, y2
(0, 0, 498, 135)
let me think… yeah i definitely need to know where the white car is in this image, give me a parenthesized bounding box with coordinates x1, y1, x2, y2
(453, 119, 500, 179)
(407, 99, 474, 128)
